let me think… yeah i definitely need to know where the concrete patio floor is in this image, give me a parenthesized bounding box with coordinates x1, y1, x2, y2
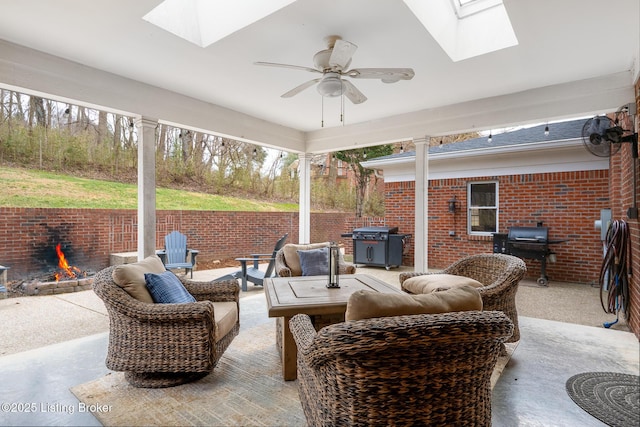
(0, 264, 637, 426)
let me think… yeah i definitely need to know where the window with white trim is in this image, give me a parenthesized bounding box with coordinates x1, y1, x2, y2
(468, 181, 498, 234)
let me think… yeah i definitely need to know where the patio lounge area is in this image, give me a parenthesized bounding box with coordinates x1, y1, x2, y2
(0, 2, 639, 424)
(0, 265, 637, 426)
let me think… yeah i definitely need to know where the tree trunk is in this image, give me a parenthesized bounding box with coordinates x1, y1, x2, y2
(65, 104, 73, 131)
(97, 110, 108, 145)
(113, 114, 122, 174)
(14, 92, 24, 122)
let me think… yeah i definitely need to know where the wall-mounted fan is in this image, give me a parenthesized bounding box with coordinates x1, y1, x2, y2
(255, 36, 415, 104)
(581, 116, 623, 157)
(582, 112, 638, 157)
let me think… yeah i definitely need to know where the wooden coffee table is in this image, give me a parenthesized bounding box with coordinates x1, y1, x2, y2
(264, 273, 404, 380)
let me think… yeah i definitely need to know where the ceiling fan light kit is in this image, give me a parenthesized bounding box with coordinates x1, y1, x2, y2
(256, 36, 415, 105)
(317, 73, 345, 97)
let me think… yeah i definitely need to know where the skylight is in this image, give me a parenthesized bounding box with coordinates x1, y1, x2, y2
(452, 0, 503, 18)
(403, 0, 518, 61)
(143, 0, 296, 48)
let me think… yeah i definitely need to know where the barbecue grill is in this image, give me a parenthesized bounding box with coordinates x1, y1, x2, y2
(493, 226, 566, 286)
(343, 226, 410, 270)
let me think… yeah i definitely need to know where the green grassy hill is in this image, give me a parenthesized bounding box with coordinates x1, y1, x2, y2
(0, 166, 298, 211)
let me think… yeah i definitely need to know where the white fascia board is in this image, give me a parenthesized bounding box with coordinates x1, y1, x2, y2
(363, 138, 609, 182)
(305, 71, 634, 152)
(361, 138, 582, 168)
(430, 138, 583, 159)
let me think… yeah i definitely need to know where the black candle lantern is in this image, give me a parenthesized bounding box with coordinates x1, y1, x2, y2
(448, 195, 458, 213)
(327, 242, 340, 288)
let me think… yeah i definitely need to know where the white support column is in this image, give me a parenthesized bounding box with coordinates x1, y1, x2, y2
(413, 137, 430, 271)
(298, 153, 311, 244)
(135, 117, 158, 260)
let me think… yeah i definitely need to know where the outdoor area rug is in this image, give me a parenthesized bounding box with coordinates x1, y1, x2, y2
(70, 321, 306, 426)
(71, 320, 516, 427)
(566, 372, 640, 427)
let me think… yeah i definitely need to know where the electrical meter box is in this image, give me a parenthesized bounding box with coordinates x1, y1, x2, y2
(594, 209, 612, 241)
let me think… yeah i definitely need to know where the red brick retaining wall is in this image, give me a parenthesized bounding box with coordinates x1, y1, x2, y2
(0, 208, 354, 280)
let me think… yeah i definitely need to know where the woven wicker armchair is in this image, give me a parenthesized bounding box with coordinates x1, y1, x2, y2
(399, 253, 526, 342)
(275, 242, 356, 277)
(290, 310, 513, 427)
(92, 265, 240, 388)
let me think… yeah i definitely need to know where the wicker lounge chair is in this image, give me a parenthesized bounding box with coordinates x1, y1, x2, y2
(289, 310, 513, 427)
(274, 242, 355, 277)
(93, 265, 239, 388)
(399, 253, 526, 342)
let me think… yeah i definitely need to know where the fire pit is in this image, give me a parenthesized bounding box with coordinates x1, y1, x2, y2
(17, 276, 94, 296)
(6, 243, 93, 297)
(52, 243, 84, 281)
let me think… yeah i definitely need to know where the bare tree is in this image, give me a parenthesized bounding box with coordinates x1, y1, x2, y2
(335, 145, 393, 217)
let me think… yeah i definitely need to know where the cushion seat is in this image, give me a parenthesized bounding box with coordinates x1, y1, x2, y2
(345, 285, 483, 321)
(212, 301, 238, 342)
(402, 273, 483, 294)
(399, 253, 526, 342)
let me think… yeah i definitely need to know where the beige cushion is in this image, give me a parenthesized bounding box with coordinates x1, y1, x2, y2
(403, 273, 483, 294)
(345, 285, 483, 321)
(212, 301, 238, 342)
(111, 255, 167, 303)
(282, 242, 330, 276)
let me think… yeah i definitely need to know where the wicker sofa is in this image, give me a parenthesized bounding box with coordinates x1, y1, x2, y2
(92, 264, 240, 388)
(290, 310, 513, 427)
(399, 253, 526, 342)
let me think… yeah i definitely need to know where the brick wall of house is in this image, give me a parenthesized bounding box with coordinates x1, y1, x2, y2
(384, 169, 611, 284)
(0, 208, 353, 280)
(632, 78, 640, 338)
(610, 78, 640, 339)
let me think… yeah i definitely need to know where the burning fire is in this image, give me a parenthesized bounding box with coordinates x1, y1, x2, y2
(53, 243, 82, 281)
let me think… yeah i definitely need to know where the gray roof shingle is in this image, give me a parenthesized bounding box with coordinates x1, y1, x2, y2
(372, 118, 586, 161)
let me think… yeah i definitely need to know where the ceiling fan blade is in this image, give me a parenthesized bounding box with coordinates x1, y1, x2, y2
(254, 61, 322, 74)
(329, 39, 357, 69)
(342, 80, 367, 104)
(346, 68, 415, 83)
(281, 78, 321, 98)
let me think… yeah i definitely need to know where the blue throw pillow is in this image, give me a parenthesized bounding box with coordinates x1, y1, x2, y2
(297, 247, 329, 276)
(145, 271, 196, 304)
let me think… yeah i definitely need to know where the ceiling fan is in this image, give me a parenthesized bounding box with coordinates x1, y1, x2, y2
(255, 36, 415, 104)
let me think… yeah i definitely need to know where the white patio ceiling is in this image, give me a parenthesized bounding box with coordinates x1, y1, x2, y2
(0, 0, 638, 153)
